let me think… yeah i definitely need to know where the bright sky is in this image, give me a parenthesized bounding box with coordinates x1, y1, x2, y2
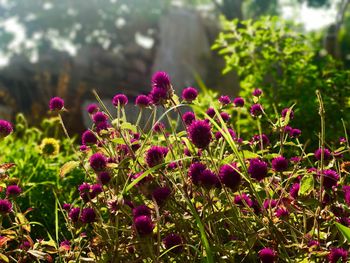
(0, 1, 341, 67)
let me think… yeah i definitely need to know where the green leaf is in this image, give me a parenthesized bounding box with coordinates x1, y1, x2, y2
(60, 161, 79, 178)
(299, 174, 314, 196)
(335, 222, 350, 242)
(120, 122, 137, 133)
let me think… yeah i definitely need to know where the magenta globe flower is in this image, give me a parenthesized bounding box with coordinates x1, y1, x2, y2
(219, 164, 241, 191)
(150, 71, 173, 105)
(80, 208, 96, 224)
(322, 169, 340, 189)
(98, 171, 111, 185)
(0, 199, 12, 214)
(233, 97, 244, 107)
(89, 153, 107, 171)
(152, 186, 171, 205)
(68, 207, 80, 222)
(182, 87, 198, 102)
(82, 130, 97, 145)
(252, 88, 262, 97)
(0, 120, 13, 138)
(152, 71, 171, 90)
(86, 103, 99, 114)
(328, 248, 348, 263)
(271, 156, 288, 172)
(112, 94, 128, 107)
(6, 185, 21, 197)
(49, 97, 64, 111)
(134, 215, 154, 236)
(281, 108, 294, 119)
(188, 162, 206, 185)
(248, 158, 268, 181)
(258, 247, 277, 263)
(135, 95, 151, 107)
(182, 112, 195, 126)
(206, 107, 215, 118)
(188, 120, 212, 149)
(199, 169, 219, 188)
(250, 104, 263, 117)
(133, 205, 151, 218)
(145, 146, 168, 168)
(290, 183, 300, 199)
(163, 233, 183, 253)
(289, 128, 301, 138)
(315, 148, 331, 161)
(218, 95, 231, 105)
(234, 193, 253, 207)
(92, 112, 108, 124)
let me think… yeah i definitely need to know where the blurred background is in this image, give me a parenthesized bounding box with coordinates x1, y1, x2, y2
(0, 0, 349, 134)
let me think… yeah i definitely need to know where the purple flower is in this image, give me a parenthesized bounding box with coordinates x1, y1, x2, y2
(168, 162, 179, 170)
(68, 208, 80, 222)
(220, 112, 230, 122)
(215, 128, 236, 140)
(91, 184, 103, 197)
(153, 122, 165, 133)
(145, 146, 168, 168)
(233, 97, 244, 107)
(133, 205, 151, 218)
(290, 183, 300, 199)
(60, 240, 71, 251)
(63, 203, 71, 211)
(152, 186, 171, 205)
(234, 193, 253, 207)
(284, 125, 292, 133)
(199, 169, 219, 188)
(340, 137, 347, 144)
(182, 112, 195, 126)
(289, 128, 301, 138)
(328, 248, 348, 263)
(206, 107, 215, 118)
(134, 215, 154, 236)
(49, 97, 64, 111)
(271, 156, 288, 172)
(322, 169, 340, 189)
(163, 233, 183, 253)
(251, 134, 270, 148)
(80, 208, 96, 224)
(188, 162, 206, 185)
(0, 199, 12, 214)
(281, 108, 294, 119)
(188, 120, 212, 149)
(6, 185, 21, 197)
(98, 171, 111, 185)
(150, 71, 172, 105)
(219, 164, 241, 191)
(275, 207, 289, 218)
(152, 71, 171, 90)
(263, 199, 278, 210)
(92, 112, 108, 124)
(258, 247, 277, 263)
(307, 240, 319, 248)
(343, 186, 350, 205)
(250, 104, 263, 117)
(87, 103, 99, 114)
(135, 95, 151, 107)
(315, 148, 331, 161)
(112, 94, 128, 107)
(89, 153, 107, 171)
(0, 120, 13, 138)
(248, 158, 268, 181)
(218, 95, 231, 105)
(252, 88, 262, 97)
(182, 87, 198, 102)
(149, 87, 168, 105)
(82, 130, 97, 145)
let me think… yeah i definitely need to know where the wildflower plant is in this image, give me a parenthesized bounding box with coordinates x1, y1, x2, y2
(54, 71, 350, 262)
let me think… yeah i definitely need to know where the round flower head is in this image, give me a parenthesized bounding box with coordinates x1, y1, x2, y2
(152, 186, 171, 205)
(82, 130, 97, 145)
(343, 186, 350, 205)
(89, 153, 107, 171)
(134, 215, 154, 236)
(0, 199, 12, 214)
(289, 128, 301, 138)
(258, 247, 277, 263)
(6, 185, 21, 197)
(152, 71, 171, 90)
(163, 233, 183, 253)
(271, 156, 288, 172)
(86, 103, 99, 114)
(150, 71, 173, 105)
(98, 171, 111, 185)
(93, 112, 108, 124)
(60, 240, 71, 251)
(133, 205, 151, 218)
(252, 88, 262, 97)
(322, 169, 340, 189)
(233, 97, 244, 107)
(290, 183, 300, 199)
(0, 120, 13, 138)
(206, 107, 215, 118)
(182, 112, 195, 126)
(199, 169, 219, 188)
(188, 162, 206, 185)
(234, 193, 253, 207)
(248, 158, 268, 181)
(284, 125, 292, 133)
(315, 148, 331, 161)
(251, 134, 270, 148)
(275, 207, 289, 218)
(135, 95, 151, 107)
(153, 122, 165, 133)
(49, 97, 64, 111)
(215, 128, 236, 140)
(340, 137, 347, 144)
(91, 184, 103, 197)
(39, 138, 60, 156)
(219, 164, 241, 191)
(219, 95, 231, 105)
(68, 208, 80, 222)
(182, 87, 198, 102)
(188, 120, 212, 149)
(250, 104, 263, 117)
(281, 108, 294, 119)
(112, 94, 128, 107)
(328, 247, 348, 263)
(145, 146, 168, 168)
(149, 87, 168, 105)
(62, 203, 71, 211)
(80, 208, 96, 224)
(220, 112, 230, 122)
(263, 199, 278, 210)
